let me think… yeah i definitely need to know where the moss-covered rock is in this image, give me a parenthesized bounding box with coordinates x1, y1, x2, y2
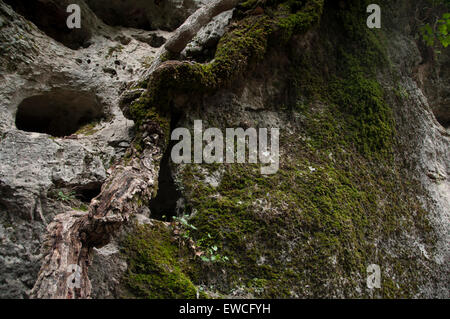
(121, 0, 439, 299)
(127, 0, 324, 126)
(121, 221, 204, 299)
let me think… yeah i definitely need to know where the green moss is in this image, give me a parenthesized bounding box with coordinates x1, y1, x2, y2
(121, 0, 436, 299)
(128, 0, 324, 126)
(106, 45, 123, 58)
(128, 95, 171, 148)
(286, 0, 393, 158)
(276, 0, 324, 43)
(178, 128, 434, 297)
(75, 121, 100, 136)
(121, 221, 205, 299)
(328, 73, 394, 157)
(76, 204, 89, 212)
(170, 0, 436, 298)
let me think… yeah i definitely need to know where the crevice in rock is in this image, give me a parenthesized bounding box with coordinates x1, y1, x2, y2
(434, 108, 450, 129)
(149, 112, 183, 221)
(132, 33, 167, 48)
(75, 183, 102, 203)
(15, 89, 104, 137)
(4, 0, 93, 49)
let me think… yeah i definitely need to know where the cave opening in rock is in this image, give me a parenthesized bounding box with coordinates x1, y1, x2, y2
(433, 104, 450, 129)
(76, 183, 102, 203)
(4, 0, 93, 49)
(149, 112, 184, 221)
(15, 90, 104, 137)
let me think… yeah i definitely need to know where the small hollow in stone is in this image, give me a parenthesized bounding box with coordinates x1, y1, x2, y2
(149, 112, 184, 221)
(76, 183, 103, 203)
(15, 90, 104, 137)
(4, 0, 93, 49)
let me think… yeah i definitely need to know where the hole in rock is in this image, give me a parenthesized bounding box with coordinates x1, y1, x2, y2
(15, 90, 104, 137)
(149, 112, 183, 221)
(5, 0, 92, 49)
(433, 107, 450, 129)
(75, 183, 102, 203)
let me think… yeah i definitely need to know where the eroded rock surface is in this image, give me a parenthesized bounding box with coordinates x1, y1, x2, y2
(0, 0, 151, 298)
(0, 0, 448, 299)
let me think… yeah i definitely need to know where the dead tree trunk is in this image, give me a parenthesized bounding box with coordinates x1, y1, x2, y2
(30, 147, 162, 298)
(164, 0, 239, 53)
(146, 0, 238, 75)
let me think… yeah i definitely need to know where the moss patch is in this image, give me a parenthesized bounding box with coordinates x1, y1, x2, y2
(168, 0, 436, 298)
(120, 0, 437, 299)
(177, 131, 434, 297)
(121, 221, 204, 299)
(127, 0, 324, 125)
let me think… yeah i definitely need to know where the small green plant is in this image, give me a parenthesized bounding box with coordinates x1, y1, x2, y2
(173, 214, 197, 239)
(420, 13, 450, 48)
(56, 190, 76, 203)
(199, 244, 229, 263)
(172, 216, 229, 264)
(195, 233, 229, 263)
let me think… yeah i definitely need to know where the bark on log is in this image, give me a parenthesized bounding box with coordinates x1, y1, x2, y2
(164, 0, 239, 53)
(146, 0, 238, 76)
(30, 145, 163, 298)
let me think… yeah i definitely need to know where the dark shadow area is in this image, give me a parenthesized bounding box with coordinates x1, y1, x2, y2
(4, 0, 92, 49)
(149, 112, 183, 220)
(434, 105, 450, 129)
(76, 183, 102, 203)
(15, 90, 104, 137)
(85, 0, 194, 31)
(149, 147, 182, 220)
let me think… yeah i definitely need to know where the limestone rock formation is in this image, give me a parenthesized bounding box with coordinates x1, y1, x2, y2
(0, 0, 448, 299)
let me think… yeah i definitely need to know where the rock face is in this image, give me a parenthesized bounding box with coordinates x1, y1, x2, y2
(85, 0, 207, 31)
(0, 0, 449, 299)
(3, 0, 101, 50)
(0, 0, 148, 298)
(182, 9, 234, 61)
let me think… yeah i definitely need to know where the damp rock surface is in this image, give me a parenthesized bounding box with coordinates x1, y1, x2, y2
(0, 0, 449, 299)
